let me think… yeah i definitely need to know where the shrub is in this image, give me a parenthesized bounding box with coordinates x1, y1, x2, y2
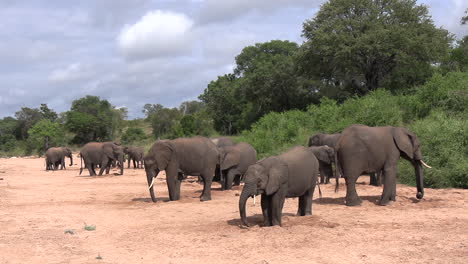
(121, 127, 147, 145)
(399, 110, 468, 188)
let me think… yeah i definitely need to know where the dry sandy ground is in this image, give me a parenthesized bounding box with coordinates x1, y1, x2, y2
(0, 156, 467, 264)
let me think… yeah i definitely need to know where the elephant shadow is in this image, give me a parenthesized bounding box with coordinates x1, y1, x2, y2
(315, 195, 381, 205)
(227, 214, 264, 227)
(131, 197, 171, 203)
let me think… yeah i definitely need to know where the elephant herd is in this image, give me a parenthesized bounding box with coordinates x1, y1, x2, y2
(44, 124, 431, 227)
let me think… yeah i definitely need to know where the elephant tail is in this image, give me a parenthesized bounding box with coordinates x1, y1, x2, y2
(79, 153, 83, 175)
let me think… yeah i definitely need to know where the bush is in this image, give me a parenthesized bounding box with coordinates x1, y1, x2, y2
(121, 127, 147, 145)
(27, 120, 66, 155)
(239, 110, 313, 158)
(399, 111, 468, 188)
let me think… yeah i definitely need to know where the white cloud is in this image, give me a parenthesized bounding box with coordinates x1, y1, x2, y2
(48, 63, 93, 83)
(117, 10, 194, 60)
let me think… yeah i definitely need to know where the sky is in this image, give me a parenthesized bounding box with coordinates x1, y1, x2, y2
(0, 0, 466, 119)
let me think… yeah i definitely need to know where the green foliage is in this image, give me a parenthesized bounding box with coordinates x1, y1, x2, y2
(27, 119, 66, 155)
(399, 111, 468, 188)
(299, 0, 452, 95)
(121, 127, 147, 145)
(148, 107, 181, 138)
(65, 95, 124, 144)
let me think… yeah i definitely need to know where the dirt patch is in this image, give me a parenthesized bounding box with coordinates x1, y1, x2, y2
(0, 157, 467, 264)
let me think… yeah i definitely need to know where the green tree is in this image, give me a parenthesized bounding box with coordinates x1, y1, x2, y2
(148, 107, 181, 138)
(121, 127, 147, 144)
(299, 0, 452, 94)
(15, 107, 44, 140)
(0, 117, 18, 152)
(27, 120, 66, 155)
(65, 95, 123, 144)
(179, 100, 205, 115)
(39, 104, 58, 122)
(142, 104, 164, 118)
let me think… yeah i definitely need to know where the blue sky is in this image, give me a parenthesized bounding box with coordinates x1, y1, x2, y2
(0, 0, 466, 119)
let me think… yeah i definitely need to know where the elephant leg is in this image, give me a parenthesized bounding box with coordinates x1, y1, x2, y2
(98, 158, 110, 176)
(297, 195, 305, 216)
(303, 187, 315, 216)
(133, 159, 136, 169)
(200, 170, 214, 201)
(380, 166, 396, 205)
(345, 173, 362, 206)
(86, 161, 96, 176)
(224, 169, 237, 190)
(324, 164, 333, 184)
(271, 192, 285, 226)
(166, 166, 181, 201)
(127, 158, 130, 169)
(261, 194, 272, 226)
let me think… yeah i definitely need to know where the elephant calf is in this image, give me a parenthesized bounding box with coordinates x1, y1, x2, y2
(218, 142, 257, 190)
(45, 147, 73, 170)
(239, 146, 319, 227)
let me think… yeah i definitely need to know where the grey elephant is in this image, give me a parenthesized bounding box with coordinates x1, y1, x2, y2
(79, 142, 124, 176)
(218, 142, 257, 190)
(239, 146, 319, 227)
(144, 137, 219, 202)
(335, 125, 431, 206)
(309, 132, 381, 186)
(45, 147, 73, 170)
(309, 146, 335, 184)
(124, 146, 144, 169)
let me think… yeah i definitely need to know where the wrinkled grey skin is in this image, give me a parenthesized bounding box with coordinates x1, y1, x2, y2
(308, 133, 381, 186)
(219, 142, 257, 190)
(45, 147, 73, 170)
(308, 146, 335, 184)
(239, 146, 319, 227)
(79, 142, 124, 176)
(124, 146, 144, 169)
(144, 137, 219, 202)
(335, 125, 425, 206)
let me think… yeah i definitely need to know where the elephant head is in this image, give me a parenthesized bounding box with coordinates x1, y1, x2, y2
(392, 127, 426, 199)
(219, 146, 240, 171)
(308, 134, 322, 146)
(144, 140, 176, 202)
(64, 147, 73, 166)
(103, 143, 124, 175)
(239, 157, 288, 226)
(311, 145, 334, 164)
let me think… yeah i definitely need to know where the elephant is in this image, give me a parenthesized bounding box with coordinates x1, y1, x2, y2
(144, 137, 219, 202)
(218, 142, 257, 190)
(308, 146, 335, 184)
(124, 146, 144, 169)
(45, 147, 73, 170)
(79, 142, 124, 176)
(239, 146, 319, 227)
(308, 132, 381, 186)
(335, 125, 431, 206)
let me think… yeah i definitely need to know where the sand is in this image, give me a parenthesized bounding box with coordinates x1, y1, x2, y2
(0, 156, 467, 264)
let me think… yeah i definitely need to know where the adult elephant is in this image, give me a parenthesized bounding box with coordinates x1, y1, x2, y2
(219, 142, 257, 190)
(239, 146, 319, 227)
(309, 146, 335, 184)
(309, 132, 381, 186)
(124, 146, 144, 169)
(45, 147, 73, 170)
(144, 137, 219, 202)
(335, 125, 431, 206)
(79, 142, 124, 176)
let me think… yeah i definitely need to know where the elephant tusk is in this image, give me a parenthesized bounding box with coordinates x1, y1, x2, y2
(420, 160, 432, 169)
(149, 176, 155, 189)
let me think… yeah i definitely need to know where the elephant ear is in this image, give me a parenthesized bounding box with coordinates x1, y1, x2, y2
(221, 148, 240, 170)
(155, 141, 175, 171)
(393, 127, 418, 159)
(314, 147, 333, 164)
(265, 160, 288, 195)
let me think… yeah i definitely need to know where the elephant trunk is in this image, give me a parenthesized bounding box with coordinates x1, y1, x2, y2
(239, 183, 256, 227)
(79, 154, 83, 175)
(69, 155, 73, 167)
(146, 168, 158, 203)
(415, 162, 424, 199)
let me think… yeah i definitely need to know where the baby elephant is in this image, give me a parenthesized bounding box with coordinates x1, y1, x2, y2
(239, 146, 319, 227)
(124, 146, 144, 169)
(45, 147, 73, 170)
